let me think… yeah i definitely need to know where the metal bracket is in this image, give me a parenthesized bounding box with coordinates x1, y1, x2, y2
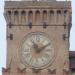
(28, 22, 32, 29)
(7, 34, 13, 40)
(62, 34, 68, 40)
(43, 22, 47, 29)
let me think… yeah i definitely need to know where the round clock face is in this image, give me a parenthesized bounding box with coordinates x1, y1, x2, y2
(20, 32, 54, 69)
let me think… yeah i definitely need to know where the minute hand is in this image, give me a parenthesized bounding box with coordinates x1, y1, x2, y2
(32, 41, 38, 50)
(39, 43, 50, 52)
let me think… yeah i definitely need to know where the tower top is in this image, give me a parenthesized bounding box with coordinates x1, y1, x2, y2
(5, 0, 56, 1)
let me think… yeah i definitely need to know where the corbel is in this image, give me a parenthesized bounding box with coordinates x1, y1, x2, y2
(32, 68, 41, 73)
(17, 63, 26, 73)
(63, 68, 70, 74)
(2, 67, 10, 73)
(2, 58, 12, 73)
(48, 68, 56, 74)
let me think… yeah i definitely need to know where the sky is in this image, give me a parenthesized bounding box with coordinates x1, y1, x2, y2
(0, 0, 74, 75)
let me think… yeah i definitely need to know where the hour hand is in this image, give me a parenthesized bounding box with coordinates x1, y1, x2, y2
(31, 41, 38, 49)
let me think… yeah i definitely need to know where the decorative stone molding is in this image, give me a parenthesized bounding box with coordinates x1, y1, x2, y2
(17, 67, 26, 73)
(48, 68, 56, 74)
(2, 58, 12, 73)
(2, 67, 10, 73)
(4, 8, 71, 28)
(17, 63, 26, 73)
(32, 68, 41, 73)
(63, 57, 69, 73)
(63, 68, 70, 74)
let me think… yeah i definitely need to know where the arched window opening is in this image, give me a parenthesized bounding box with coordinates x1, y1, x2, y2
(14, 11, 19, 25)
(35, 10, 40, 25)
(64, 10, 68, 14)
(21, 11, 26, 25)
(28, 11, 33, 24)
(64, 10, 68, 23)
(57, 10, 61, 14)
(8, 11, 11, 17)
(49, 10, 54, 24)
(7, 11, 11, 24)
(43, 10, 47, 23)
(50, 10, 54, 15)
(57, 10, 62, 24)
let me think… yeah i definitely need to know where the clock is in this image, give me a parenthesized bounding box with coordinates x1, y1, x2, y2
(20, 32, 54, 69)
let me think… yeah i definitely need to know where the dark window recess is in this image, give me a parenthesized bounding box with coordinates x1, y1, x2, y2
(43, 22, 47, 28)
(57, 10, 61, 14)
(28, 22, 32, 29)
(62, 34, 68, 40)
(7, 34, 13, 40)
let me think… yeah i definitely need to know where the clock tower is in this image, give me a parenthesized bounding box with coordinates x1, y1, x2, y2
(2, 0, 72, 75)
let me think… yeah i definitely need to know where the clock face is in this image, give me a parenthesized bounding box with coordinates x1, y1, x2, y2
(20, 32, 54, 69)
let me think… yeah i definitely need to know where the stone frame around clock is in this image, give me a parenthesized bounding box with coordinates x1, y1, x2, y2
(19, 31, 56, 70)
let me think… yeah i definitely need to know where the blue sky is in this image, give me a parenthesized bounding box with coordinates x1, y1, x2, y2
(0, 0, 75, 75)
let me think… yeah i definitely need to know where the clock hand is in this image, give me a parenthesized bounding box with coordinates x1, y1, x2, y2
(31, 41, 39, 51)
(38, 43, 50, 52)
(31, 41, 50, 53)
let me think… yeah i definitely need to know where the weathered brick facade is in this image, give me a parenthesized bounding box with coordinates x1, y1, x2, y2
(3, 0, 72, 75)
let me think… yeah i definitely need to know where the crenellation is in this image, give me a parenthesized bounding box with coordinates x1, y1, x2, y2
(5, 1, 71, 9)
(4, 8, 71, 26)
